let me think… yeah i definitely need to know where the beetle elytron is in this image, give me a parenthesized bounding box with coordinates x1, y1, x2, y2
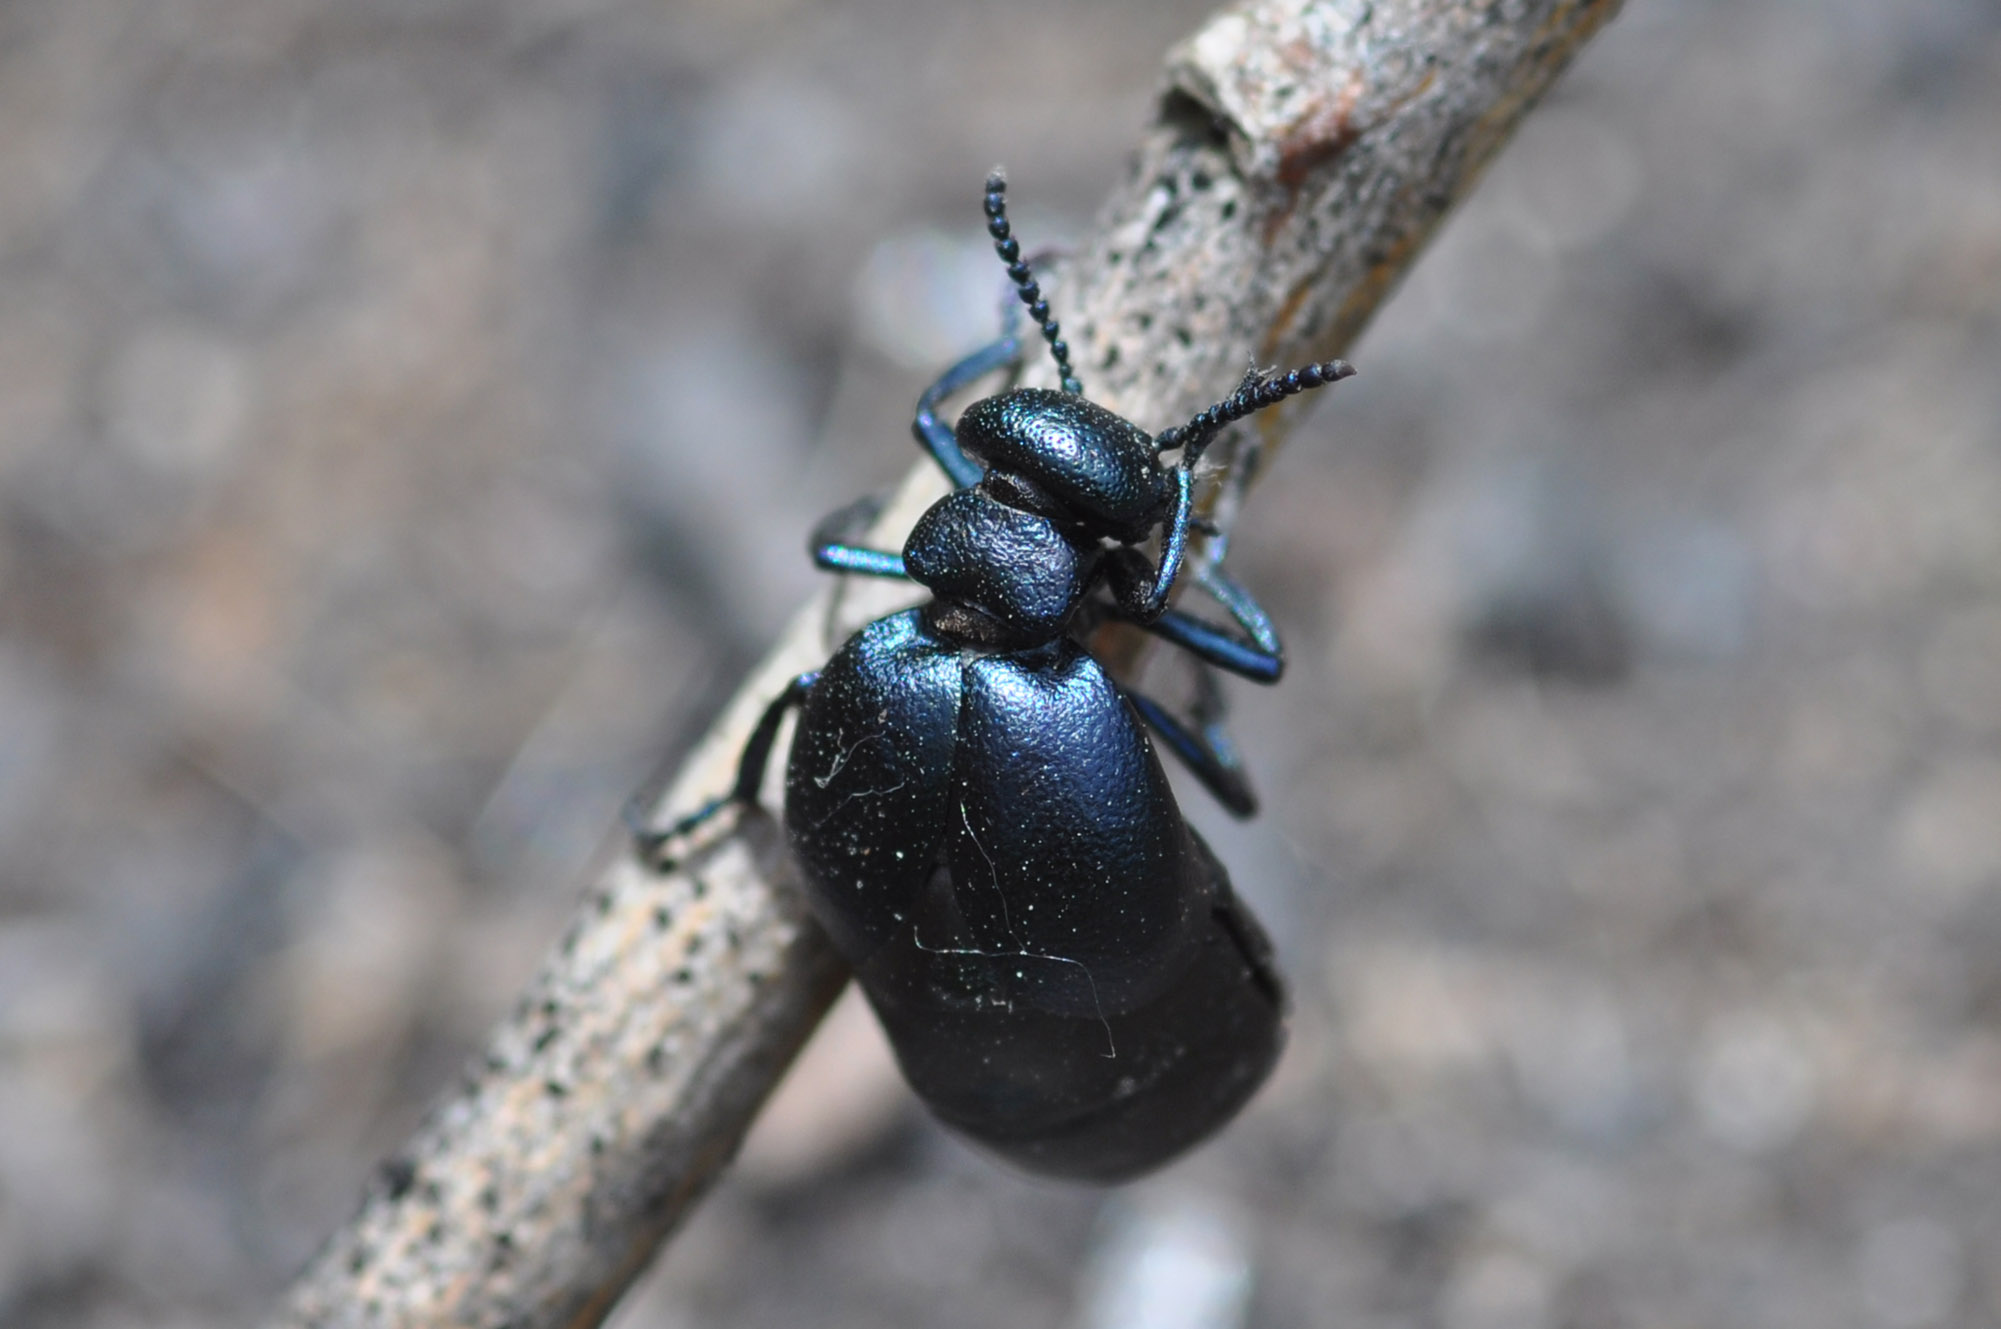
(640, 172, 1352, 1181)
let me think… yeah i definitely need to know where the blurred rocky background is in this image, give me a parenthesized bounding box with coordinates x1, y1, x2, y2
(2, 0, 1999, 1326)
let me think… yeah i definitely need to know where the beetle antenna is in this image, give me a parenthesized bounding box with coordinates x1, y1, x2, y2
(1153, 358, 1356, 464)
(984, 170, 1082, 395)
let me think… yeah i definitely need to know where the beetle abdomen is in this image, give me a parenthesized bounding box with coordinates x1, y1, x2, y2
(859, 831, 1285, 1182)
(784, 610, 962, 964)
(789, 620, 1285, 1181)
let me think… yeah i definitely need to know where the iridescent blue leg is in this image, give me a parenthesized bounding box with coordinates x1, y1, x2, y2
(1125, 667, 1257, 818)
(1105, 468, 1196, 621)
(814, 543, 908, 579)
(809, 497, 908, 579)
(912, 336, 1021, 488)
(1120, 562, 1285, 684)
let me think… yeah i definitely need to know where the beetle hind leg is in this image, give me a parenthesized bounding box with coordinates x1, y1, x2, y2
(630, 670, 819, 864)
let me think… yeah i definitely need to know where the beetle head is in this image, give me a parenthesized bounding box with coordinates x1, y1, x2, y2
(955, 389, 1169, 544)
(967, 172, 1356, 548)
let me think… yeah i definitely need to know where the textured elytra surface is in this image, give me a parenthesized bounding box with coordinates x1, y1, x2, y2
(786, 608, 1286, 1183)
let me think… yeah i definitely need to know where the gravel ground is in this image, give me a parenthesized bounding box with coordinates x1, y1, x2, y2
(2, 1, 1999, 1326)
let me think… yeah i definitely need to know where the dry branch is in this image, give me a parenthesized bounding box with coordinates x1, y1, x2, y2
(270, 1, 1623, 1324)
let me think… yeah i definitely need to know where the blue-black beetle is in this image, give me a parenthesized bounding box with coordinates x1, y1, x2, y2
(640, 173, 1352, 1181)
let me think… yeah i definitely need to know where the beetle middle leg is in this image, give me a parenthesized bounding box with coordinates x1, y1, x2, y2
(1124, 664, 1259, 819)
(1113, 559, 1286, 684)
(808, 496, 910, 579)
(631, 670, 820, 863)
(1112, 561, 1284, 816)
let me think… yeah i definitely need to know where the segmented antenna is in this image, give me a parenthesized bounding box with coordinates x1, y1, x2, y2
(1153, 359, 1356, 463)
(984, 171, 1082, 395)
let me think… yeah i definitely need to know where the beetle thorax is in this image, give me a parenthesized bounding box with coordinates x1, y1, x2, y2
(902, 484, 1099, 649)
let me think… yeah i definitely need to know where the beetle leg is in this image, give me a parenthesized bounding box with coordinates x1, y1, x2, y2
(1124, 670, 1258, 819)
(912, 336, 1021, 488)
(1193, 563, 1280, 647)
(630, 670, 820, 862)
(1111, 560, 1285, 683)
(1137, 609, 1280, 684)
(1149, 561, 1286, 681)
(1105, 468, 1195, 621)
(813, 543, 908, 579)
(809, 497, 909, 579)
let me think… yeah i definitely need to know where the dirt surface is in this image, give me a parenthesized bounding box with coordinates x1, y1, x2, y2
(3, 1, 2000, 1326)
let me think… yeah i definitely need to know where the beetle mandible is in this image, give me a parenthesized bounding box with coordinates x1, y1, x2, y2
(639, 172, 1353, 1181)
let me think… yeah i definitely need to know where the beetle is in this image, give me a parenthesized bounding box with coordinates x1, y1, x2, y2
(638, 172, 1352, 1181)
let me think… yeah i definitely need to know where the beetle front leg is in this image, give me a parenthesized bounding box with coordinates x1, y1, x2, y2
(912, 336, 1021, 488)
(630, 671, 820, 863)
(1105, 468, 1195, 621)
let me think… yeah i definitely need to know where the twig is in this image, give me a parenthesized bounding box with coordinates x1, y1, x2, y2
(270, 1, 1623, 1324)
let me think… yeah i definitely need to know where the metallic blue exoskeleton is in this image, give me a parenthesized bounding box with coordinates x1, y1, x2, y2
(640, 173, 1353, 1181)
